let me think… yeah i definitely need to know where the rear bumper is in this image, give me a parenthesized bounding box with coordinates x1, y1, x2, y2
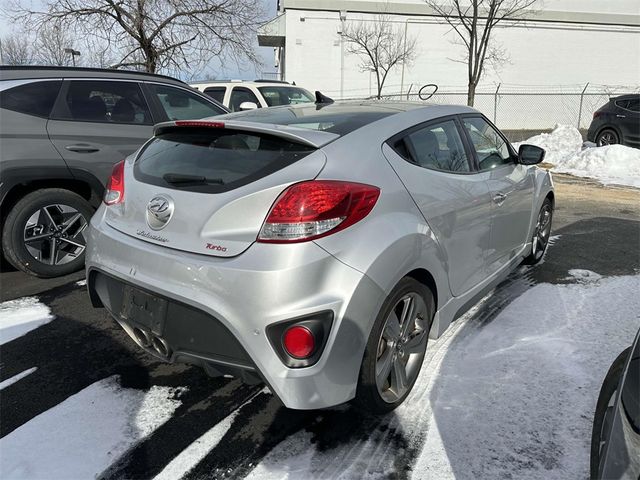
(86, 208, 385, 409)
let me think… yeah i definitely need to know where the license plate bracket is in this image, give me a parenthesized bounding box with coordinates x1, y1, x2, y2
(120, 285, 168, 335)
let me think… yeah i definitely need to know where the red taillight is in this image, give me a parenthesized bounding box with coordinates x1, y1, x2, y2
(174, 120, 225, 128)
(104, 160, 125, 205)
(283, 325, 315, 359)
(593, 111, 602, 119)
(257, 180, 380, 243)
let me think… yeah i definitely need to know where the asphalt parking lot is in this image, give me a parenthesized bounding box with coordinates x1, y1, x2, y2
(1, 174, 639, 479)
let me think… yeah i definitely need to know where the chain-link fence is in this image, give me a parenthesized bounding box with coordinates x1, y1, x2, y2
(358, 84, 639, 141)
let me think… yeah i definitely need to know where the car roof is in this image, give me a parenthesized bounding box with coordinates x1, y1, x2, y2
(612, 93, 640, 101)
(219, 101, 474, 136)
(0, 66, 187, 86)
(191, 81, 301, 88)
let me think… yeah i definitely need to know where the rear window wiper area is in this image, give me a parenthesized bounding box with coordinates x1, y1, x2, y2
(162, 173, 225, 186)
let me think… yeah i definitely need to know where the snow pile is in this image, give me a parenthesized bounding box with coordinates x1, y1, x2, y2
(518, 124, 640, 188)
(0, 297, 54, 345)
(517, 124, 584, 165)
(0, 376, 182, 479)
(553, 144, 640, 188)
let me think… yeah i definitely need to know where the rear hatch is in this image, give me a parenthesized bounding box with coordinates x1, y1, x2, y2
(104, 120, 337, 257)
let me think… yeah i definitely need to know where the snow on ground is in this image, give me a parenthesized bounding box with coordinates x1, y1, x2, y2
(0, 367, 37, 390)
(154, 390, 265, 480)
(0, 376, 183, 479)
(0, 297, 54, 345)
(246, 273, 640, 480)
(516, 124, 640, 188)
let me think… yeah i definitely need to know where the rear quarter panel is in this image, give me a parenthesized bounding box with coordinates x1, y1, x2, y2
(312, 115, 453, 315)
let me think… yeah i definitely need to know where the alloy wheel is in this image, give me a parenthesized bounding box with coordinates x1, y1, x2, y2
(23, 204, 88, 266)
(375, 292, 428, 403)
(598, 131, 618, 146)
(531, 203, 553, 261)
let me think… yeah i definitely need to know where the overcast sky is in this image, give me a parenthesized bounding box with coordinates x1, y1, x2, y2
(0, 0, 279, 80)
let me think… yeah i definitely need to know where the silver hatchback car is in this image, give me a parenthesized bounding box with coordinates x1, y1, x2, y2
(87, 100, 554, 413)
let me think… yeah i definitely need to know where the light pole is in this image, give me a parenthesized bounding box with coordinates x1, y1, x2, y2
(64, 48, 81, 66)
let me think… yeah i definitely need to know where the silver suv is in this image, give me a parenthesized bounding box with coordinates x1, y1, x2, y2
(0, 66, 228, 277)
(86, 101, 554, 412)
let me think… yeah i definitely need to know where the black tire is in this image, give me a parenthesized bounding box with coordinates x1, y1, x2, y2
(523, 197, 553, 265)
(590, 348, 630, 479)
(596, 128, 620, 147)
(354, 277, 435, 414)
(2, 189, 94, 278)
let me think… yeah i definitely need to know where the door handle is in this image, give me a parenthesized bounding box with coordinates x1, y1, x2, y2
(492, 192, 508, 204)
(65, 144, 100, 153)
(616, 114, 626, 118)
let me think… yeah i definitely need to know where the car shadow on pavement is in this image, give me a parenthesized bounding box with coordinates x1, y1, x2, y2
(425, 216, 640, 479)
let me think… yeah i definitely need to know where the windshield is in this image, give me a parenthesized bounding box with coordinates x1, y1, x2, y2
(258, 86, 314, 107)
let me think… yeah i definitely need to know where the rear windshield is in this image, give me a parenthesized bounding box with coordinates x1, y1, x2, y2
(134, 128, 315, 193)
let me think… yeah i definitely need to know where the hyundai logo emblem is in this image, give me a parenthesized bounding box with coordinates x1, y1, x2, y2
(146, 195, 174, 230)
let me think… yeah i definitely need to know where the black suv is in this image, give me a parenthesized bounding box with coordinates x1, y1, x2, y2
(0, 66, 228, 278)
(587, 94, 640, 148)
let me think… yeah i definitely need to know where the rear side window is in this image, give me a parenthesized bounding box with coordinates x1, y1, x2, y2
(203, 87, 226, 104)
(0, 80, 62, 118)
(134, 128, 315, 193)
(394, 120, 470, 173)
(56, 80, 152, 124)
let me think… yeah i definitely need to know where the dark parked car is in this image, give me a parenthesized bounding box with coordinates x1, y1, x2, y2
(591, 328, 640, 479)
(0, 66, 228, 278)
(587, 94, 640, 148)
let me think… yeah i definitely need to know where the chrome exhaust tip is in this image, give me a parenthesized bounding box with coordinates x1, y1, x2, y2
(132, 327, 152, 348)
(151, 335, 171, 358)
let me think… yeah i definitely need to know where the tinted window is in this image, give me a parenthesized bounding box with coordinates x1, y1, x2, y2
(57, 80, 151, 124)
(258, 86, 314, 106)
(150, 85, 225, 120)
(395, 120, 470, 173)
(0, 80, 62, 118)
(625, 99, 639, 112)
(615, 100, 630, 110)
(203, 87, 226, 104)
(463, 117, 513, 171)
(229, 87, 261, 112)
(134, 128, 315, 193)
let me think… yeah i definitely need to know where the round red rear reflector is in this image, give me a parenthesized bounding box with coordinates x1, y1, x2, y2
(283, 325, 315, 359)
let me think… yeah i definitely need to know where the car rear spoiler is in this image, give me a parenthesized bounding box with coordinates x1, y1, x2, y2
(153, 119, 340, 149)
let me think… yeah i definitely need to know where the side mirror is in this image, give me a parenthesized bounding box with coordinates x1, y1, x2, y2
(239, 101, 258, 111)
(518, 144, 545, 165)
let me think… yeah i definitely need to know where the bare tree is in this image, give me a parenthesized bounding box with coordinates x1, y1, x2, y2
(0, 34, 34, 65)
(342, 14, 417, 99)
(7, 0, 266, 74)
(34, 23, 77, 66)
(425, 0, 538, 106)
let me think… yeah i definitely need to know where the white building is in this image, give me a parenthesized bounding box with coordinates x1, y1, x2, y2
(258, 0, 640, 102)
